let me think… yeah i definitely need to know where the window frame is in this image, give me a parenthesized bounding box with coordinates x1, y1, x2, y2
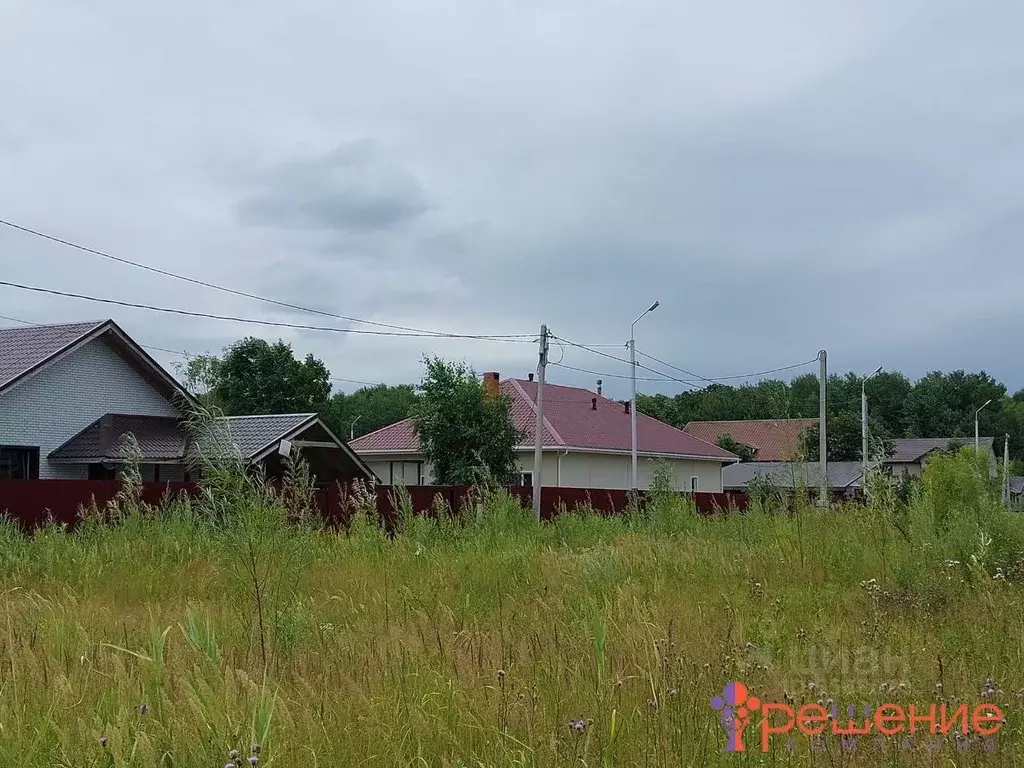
(520, 471, 533, 487)
(690, 475, 699, 493)
(0, 445, 40, 480)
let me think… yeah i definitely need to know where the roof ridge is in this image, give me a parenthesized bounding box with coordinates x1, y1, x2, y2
(685, 417, 817, 425)
(348, 416, 415, 444)
(219, 412, 318, 420)
(508, 378, 564, 445)
(0, 318, 109, 331)
(636, 409, 736, 459)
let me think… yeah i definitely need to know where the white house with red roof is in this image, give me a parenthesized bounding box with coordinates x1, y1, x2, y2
(349, 372, 739, 491)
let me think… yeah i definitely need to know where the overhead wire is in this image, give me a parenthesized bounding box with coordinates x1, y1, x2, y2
(0, 279, 536, 342)
(0, 217, 532, 340)
(0, 311, 380, 388)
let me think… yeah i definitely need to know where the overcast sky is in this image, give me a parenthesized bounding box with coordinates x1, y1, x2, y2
(3, 0, 1023, 400)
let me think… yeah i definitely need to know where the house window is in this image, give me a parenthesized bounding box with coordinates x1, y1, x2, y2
(88, 464, 116, 480)
(0, 446, 39, 480)
(389, 461, 423, 486)
(520, 471, 533, 487)
(690, 476, 699, 493)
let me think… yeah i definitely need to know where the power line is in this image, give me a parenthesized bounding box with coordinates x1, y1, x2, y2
(0, 217, 533, 340)
(0, 310, 388, 389)
(635, 350, 711, 382)
(553, 334, 820, 389)
(637, 349, 819, 382)
(0, 279, 536, 342)
(550, 361, 686, 383)
(550, 334, 701, 387)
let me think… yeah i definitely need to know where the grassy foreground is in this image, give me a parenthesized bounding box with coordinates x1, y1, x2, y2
(1, 451, 1023, 766)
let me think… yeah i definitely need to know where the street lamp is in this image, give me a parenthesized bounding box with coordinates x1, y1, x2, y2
(976, 399, 993, 452)
(630, 300, 660, 490)
(861, 365, 883, 480)
(349, 414, 363, 441)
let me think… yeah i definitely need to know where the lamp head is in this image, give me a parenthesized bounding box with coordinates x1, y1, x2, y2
(648, 301, 660, 313)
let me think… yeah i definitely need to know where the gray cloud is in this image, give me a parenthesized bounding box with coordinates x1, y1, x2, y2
(2, 0, 1024, 398)
(236, 140, 431, 233)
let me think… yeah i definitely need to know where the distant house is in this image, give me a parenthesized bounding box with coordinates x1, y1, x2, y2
(886, 437, 997, 478)
(723, 461, 862, 498)
(1010, 477, 1024, 505)
(683, 419, 816, 462)
(350, 372, 738, 491)
(0, 319, 371, 484)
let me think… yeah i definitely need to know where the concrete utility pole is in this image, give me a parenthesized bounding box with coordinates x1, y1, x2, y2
(818, 349, 827, 507)
(976, 399, 992, 452)
(630, 301, 660, 490)
(1004, 434, 1010, 506)
(532, 324, 549, 522)
(861, 366, 882, 487)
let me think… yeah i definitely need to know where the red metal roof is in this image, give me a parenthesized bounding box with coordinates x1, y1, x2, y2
(351, 378, 735, 461)
(683, 419, 817, 462)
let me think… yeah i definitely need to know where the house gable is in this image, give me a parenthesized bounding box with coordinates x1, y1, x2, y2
(0, 335, 184, 479)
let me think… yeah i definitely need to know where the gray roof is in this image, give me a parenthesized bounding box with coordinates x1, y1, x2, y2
(887, 437, 993, 463)
(0, 320, 106, 393)
(50, 414, 187, 462)
(723, 461, 863, 490)
(201, 413, 318, 460)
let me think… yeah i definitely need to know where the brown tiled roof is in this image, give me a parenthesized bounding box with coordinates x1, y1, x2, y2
(210, 413, 318, 459)
(0, 320, 107, 393)
(351, 378, 735, 461)
(683, 419, 817, 462)
(49, 414, 187, 462)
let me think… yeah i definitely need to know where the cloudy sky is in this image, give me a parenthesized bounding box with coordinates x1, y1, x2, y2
(3, 0, 1023, 399)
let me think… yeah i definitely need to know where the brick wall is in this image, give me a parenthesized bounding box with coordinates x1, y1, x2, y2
(0, 338, 182, 479)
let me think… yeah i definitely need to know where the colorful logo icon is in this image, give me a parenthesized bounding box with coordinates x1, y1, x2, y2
(711, 681, 761, 752)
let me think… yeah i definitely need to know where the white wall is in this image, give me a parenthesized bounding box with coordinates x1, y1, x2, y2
(360, 449, 725, 491)
(517, 451, 724, 492)
(364, 455, 433, 485)
(0, 338, 182, 479)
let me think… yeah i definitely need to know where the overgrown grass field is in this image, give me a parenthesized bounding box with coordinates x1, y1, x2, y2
(1, 449, 1023, 766)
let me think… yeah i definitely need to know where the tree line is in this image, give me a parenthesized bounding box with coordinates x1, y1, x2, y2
(175, 336, 1024, 473)
(636, 370, 1024, 470)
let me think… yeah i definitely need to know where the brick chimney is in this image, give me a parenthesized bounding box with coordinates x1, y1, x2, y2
(483, 371, 500, 399)
(528, 372, 534, 382)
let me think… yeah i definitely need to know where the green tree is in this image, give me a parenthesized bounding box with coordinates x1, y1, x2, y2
(175, 354, 223, 409)
(801, 411, 863, 461)
(211, 337, 332, 416)
(410, 357, 521, 485)
(324, 384, 419, 439)
(905, 370, 1006, 438)
(716, 434, 755, 462)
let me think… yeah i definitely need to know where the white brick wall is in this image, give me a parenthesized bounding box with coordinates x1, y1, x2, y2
(0, 337, 183, 479)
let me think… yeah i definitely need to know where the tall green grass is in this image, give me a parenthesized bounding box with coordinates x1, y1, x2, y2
(1, 448, 1022, 765)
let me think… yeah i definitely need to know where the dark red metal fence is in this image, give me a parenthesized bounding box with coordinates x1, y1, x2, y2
(0, 480, 747, 532)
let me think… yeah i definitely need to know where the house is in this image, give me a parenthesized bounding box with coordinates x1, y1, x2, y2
(683, 419, 817, 462)
(349, 372, 738, 491)
(0, 319, 371, 483)
(1010, 477, 1024, 505)
(722, 461, 862, 498)
(885, 437, 997, 477)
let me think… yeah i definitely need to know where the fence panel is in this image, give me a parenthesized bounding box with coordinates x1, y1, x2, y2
(1, 480, 748, 531)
